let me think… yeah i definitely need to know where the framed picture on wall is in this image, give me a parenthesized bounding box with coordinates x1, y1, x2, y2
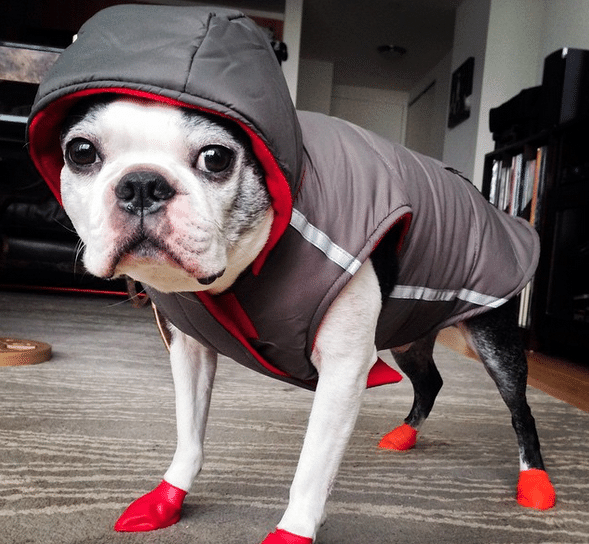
(448, 56, 474, 128)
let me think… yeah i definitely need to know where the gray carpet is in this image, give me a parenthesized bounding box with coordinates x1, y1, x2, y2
(1, 290, 588, 544)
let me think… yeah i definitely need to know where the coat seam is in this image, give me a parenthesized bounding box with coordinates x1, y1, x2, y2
(182, 12, 214, 94)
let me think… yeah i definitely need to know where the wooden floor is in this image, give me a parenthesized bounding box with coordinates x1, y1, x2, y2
(437, 327, 589, 412)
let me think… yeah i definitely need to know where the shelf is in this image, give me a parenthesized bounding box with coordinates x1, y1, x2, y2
(483, 116, 589, 361)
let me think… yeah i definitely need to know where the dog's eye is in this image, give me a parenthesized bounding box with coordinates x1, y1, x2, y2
(66, 138, 98, 167)
(196, 145, 234, 174)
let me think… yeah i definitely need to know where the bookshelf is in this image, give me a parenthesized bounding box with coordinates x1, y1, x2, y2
(482, 118, 589, 361)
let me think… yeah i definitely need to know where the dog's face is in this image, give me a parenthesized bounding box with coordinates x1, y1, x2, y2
(59, 97, 271, 293)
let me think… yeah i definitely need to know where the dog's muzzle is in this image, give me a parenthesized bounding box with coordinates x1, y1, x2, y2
(113, 170, 225, 286)
(115, 171, 176, 215)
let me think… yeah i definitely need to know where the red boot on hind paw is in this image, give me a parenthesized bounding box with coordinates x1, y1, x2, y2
(379, 423, 418, 451)
(517, 469, 556, 510)
(114, 480, 187, 532)
(261, 529, 313, 543)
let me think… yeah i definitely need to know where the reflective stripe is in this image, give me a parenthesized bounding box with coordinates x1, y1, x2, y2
(290, 208, 362, 275)
(288, 209, 507, 308)
(390, 285, 507, 308)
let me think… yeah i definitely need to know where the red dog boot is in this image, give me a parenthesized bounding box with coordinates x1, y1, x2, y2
(378, 423, 418, 451)
(516, 469, 556, 510)
(114, 480, 187, 532)
(261, 528, 314, 543)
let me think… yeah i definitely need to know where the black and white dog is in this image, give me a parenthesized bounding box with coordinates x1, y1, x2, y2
(59, 96, 555, 543)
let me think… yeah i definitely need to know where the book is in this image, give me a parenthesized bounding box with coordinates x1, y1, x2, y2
(520, 158, 536, 221)
(485, 145, 550, 330)
(530, 146, 548, 229)
(489, 159, 500, 206)
(509, 153, 524, 216)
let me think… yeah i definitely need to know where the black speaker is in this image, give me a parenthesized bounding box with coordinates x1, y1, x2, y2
(541, 48, 589, 127)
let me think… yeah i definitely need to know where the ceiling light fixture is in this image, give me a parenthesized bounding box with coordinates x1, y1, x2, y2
(377, 44, 407, 56)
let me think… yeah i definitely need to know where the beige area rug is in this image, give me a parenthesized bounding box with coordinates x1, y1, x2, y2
(0, 290, 588, 544)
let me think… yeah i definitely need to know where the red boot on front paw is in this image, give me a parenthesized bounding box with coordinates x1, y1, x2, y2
(378, 423, 418, 451)
(114, 480, 187, 532)
(261, 528, 314, 544)
(516, 469, 556, 510)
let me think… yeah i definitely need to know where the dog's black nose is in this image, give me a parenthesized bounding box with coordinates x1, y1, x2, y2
(115, 171, 176, 215)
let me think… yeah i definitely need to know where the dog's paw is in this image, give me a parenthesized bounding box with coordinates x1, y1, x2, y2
(516, 469, 556, 510)
(378, 423, 418, 451)
(261, 528, 313, 544)
(114, 480, 187, 532)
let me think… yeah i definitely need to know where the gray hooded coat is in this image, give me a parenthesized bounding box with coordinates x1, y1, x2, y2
(27, 5, 539, 391)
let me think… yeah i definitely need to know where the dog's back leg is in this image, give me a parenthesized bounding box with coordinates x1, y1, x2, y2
(379, 332, 442, 450)
(462, 299, 556, 510)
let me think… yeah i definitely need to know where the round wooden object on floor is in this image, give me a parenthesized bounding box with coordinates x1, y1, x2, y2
(0, 337, 52, 366)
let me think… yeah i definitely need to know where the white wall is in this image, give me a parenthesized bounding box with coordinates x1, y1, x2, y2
(282, 0, 304, 105)
(330, 85, 408, 144)
(297, 66, 408, 145)
(297, 58, 334, 115)
(473, 0, 544, 187)
(406, 83, 437, 157)
(406, 51, 452, 160)
(443, 0, 589, 189)
(442, 0, 491, 182)
(540, 0, 589, 74)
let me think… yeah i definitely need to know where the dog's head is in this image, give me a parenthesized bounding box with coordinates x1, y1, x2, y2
(59, 96, 272, 293)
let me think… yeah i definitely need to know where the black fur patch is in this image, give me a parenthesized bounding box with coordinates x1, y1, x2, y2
(369, 223, 402, 303)
(60, 94, 118, 142)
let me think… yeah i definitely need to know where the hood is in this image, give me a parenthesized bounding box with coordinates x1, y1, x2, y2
(27, 4, 303, 273)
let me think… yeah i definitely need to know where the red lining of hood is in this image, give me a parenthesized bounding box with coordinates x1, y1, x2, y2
(196, 291, 291, 379)
(28, 87, 293, 275)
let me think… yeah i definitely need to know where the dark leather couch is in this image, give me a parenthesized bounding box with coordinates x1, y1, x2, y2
(0, 42, 126, 293)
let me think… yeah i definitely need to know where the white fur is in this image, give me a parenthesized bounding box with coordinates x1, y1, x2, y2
(158, 261, 381, 540)
(59, 99, 389, 539)
(163, 325, 217, 489)
(277, 260, 381, 538)
(61, 99, 267, 293)
(59, 97, 555, 539)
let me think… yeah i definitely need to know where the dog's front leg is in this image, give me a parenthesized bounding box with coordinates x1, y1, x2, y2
(115, 324, 217, 532)
(263, 261, 382, 544)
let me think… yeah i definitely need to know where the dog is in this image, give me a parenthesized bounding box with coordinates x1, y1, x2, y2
(56, 95, 556, 543)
